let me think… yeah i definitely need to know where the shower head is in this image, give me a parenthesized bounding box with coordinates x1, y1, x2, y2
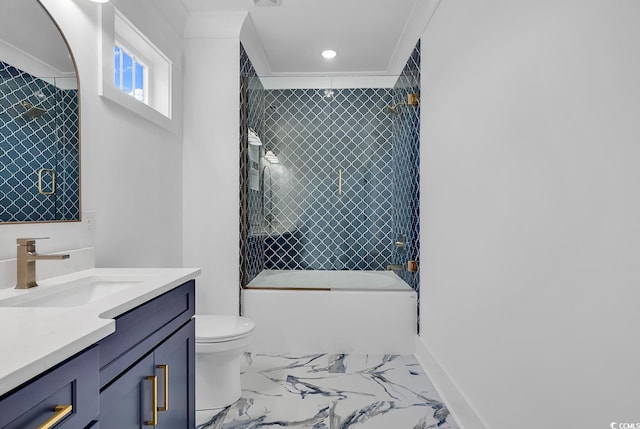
(20, 101, 47, 120)
(383, 93, 420, 116)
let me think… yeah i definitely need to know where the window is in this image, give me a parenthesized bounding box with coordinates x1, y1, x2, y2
(100, 5, 175, 131)
(114, 44, 147, 103)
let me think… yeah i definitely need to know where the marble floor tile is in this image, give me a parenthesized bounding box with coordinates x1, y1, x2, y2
(196, 353, 458, 429)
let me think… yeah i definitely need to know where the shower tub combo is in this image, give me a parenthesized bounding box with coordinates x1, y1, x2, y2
(242, 270, 417, 354)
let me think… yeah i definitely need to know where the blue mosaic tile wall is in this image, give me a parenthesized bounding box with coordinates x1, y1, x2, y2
(261, 88, 394, 270)
(240, 44, 266, 286)
(0, 61, 79, 222)
(392, 41, 421, 295)
(390, 41, 421, 330)
(55, 89, 80, 220)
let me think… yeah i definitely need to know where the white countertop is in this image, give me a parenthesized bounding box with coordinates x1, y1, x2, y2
(0, 267, 200, 396)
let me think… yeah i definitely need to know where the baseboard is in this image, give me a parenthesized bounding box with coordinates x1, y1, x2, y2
(414, 335, 490, 429)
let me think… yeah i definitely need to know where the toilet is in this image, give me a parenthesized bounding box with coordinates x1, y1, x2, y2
(195, 315, 255, 409)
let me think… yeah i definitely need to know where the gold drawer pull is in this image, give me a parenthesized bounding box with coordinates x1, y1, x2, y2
(145, 375, 158, 426)
(38, 404, 72, 429)
(157, 364, 169, 412)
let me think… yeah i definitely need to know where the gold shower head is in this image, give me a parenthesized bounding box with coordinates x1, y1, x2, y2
(384, 93, 420, 116)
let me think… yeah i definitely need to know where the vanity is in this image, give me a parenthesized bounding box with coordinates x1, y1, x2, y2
(0, 267, 200, 428)
(0, 0, 202, 424)
(0, 1, 200, 426)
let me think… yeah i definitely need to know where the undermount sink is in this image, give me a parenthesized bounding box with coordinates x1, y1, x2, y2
(0, 276, 145, 308)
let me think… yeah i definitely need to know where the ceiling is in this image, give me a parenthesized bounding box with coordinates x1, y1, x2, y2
(0, 0, 433, 78)
(178, 0, 427, 76)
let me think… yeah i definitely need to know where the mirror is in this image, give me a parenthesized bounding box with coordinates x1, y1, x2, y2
(0, 0, 80, 223)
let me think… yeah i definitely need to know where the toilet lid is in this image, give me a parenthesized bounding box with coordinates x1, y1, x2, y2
(195, 315, 255, 343)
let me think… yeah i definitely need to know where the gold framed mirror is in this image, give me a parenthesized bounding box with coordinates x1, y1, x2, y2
(0, 0, 80, 223)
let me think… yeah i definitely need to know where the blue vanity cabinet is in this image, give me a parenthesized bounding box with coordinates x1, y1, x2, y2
(0, 280, 195, 429)
(99, 320, 195, 428)
(98, 281, 195, 428)
(152, 320, 196, 429)
(0, 346, 100, 429)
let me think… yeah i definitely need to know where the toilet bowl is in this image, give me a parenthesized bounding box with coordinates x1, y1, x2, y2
(195, 315, 255, 410)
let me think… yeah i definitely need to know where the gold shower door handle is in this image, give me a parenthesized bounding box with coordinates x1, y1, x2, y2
(37, 168, 56, 195)
(157, 364, 169, 412)
(338, 169, 343, 196)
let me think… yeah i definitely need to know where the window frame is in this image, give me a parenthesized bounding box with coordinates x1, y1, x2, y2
(99, 4, 176, 132)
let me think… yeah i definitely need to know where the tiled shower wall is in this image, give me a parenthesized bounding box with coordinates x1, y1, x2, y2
(0, 61, 79, 222)
(240, 44, 265, 285)
(261, 88, 394, 270)
(392, 41, 421, 295)
(240, 41, 421, 292)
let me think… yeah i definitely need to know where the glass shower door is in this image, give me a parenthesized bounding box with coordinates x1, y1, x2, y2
(261, 87, 335, 269)
(250, 78, 396, 272)
(327, 87, 394, 271)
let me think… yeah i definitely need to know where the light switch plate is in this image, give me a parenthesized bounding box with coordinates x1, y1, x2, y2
(83, 210, 96, 232)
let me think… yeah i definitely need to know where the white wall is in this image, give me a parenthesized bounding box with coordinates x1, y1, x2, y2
(419, 1, 640, 427)
(0, 0, 184, 268)
(183, 12, 245, 315)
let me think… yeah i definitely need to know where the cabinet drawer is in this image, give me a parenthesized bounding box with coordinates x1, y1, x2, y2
(0, 346, 99, 429)
(98, 281, 195, 388)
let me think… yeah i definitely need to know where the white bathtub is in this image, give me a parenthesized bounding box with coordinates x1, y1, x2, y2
(242, 270, 417, 354)
(246, 269, 412, 291)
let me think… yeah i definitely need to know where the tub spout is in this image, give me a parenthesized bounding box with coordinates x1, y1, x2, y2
(386, 264, 404, 271)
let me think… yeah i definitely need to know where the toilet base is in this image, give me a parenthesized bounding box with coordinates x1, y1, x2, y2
(196, 349, 243, 410)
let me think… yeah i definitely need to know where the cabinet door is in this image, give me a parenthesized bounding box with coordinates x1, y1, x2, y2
(99, 354, 157, 428)
(154, 320, 195, 429)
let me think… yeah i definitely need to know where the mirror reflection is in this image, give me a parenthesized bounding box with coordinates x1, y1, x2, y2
(0, 0, 80, 223)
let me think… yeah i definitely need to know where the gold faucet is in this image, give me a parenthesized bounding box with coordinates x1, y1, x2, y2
(16, 238, 70, 289)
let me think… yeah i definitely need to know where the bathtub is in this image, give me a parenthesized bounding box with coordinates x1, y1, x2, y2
(242, 270, 417, 354)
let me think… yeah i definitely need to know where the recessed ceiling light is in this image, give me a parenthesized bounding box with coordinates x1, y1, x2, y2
(87, 0, 109, 3)
(321, 50, 337, 59)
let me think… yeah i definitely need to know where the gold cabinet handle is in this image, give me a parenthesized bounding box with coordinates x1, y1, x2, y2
(145, 376, 158, 426)
(157, 364, 169, 412)
(38, 404, 72, 429)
